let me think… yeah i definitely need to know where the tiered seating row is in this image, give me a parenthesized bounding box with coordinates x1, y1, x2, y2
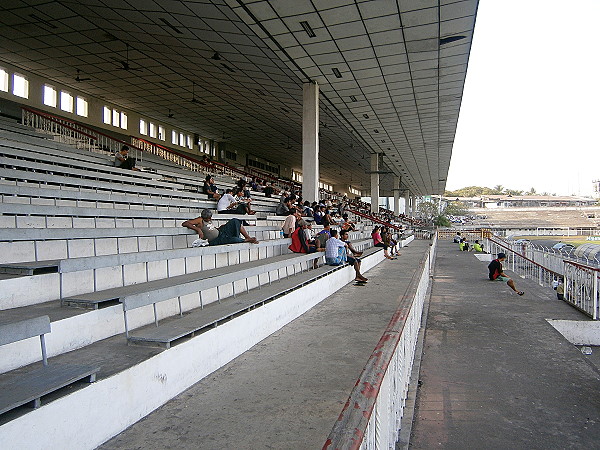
(0, 119, 385, 431)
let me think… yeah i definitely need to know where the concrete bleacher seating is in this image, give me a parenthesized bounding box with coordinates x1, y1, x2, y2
(0, 119, 386, 443)
(0, 315, 98, 415)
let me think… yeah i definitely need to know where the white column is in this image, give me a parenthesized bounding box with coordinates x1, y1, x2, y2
(393, 176, 401, 215)
(302, 82, 319, 203)
(410, 195, 416, 216)
(370, 153, 379, 213)
(404, 191, 410, 215)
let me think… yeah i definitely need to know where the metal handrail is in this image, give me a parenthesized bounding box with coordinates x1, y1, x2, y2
(486, 236, 599, 319)
(324, 234, 437, 449)
(347, 208, 403, 232)
(21, 107, 297, 191)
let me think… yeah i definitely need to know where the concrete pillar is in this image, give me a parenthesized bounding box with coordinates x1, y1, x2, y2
(370, 153, 379, 214)
(404, 191, 410, 215)
(410, 195, 416, 216)
(302, 82, 319, 203)
(393, 176, 401, 215)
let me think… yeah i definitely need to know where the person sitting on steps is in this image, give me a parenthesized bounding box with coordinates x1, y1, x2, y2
(203, 175, 221, 201)
(182, 209, 258, 246)
(488, 252, 524, 296)
(340, 229, 368, 282)
(216, 188, 255, 215)
(114, 145, 139, 171)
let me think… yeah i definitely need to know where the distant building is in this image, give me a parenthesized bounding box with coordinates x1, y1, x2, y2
(446, 195, 596, 209)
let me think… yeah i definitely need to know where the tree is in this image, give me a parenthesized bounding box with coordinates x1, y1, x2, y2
(433, 215, 451, 227)
(504, 189, 524, 196)
(526, 187, 536, 195)
(444, 186, 495, 197)
(417, 201, 439, 223)
(445, 201, 468, 216)
(492, 185, 504, 194)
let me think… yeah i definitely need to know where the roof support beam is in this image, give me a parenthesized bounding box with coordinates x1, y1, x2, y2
(302, 82, 319, 203)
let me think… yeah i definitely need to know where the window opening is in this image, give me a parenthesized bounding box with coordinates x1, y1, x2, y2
(60, 91, 74, 113)
(43, 85, 57, 108)
(12, 73, 28, 98)
(75, 96, 88, 117)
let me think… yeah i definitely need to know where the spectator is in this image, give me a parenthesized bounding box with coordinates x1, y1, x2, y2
(372, 226, 395, 260)
(340, 229, 368, 282)
(472, 240, 485, 252)
(382, 227, 399, 257)
(181, 209, 258, 246)
(288, 219, 317, 254)
(488, 253, 524, 295)
(459, 238, 469, 251)
(276, 196, 293, 216)
(237, 178, 251, 198)
(453, 232, 462, 243)
(203, 175, 221, 201)
(200, 155, 215, 170)
(114, 145, 138, 171)
(314, 205, 325, 225)
(281, 208, 299, 237)
(323, 209, 337, 225)
(263, 180, 277, 198)
(315, 219, 332, 251)
(340, 213, 355, 232)
(324, 229, 347, 266)
(302, 201, 314, 217)
(217, 189, 255, 215)
(556, 278, 565, 300)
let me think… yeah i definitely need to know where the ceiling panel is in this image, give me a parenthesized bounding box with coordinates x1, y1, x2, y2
(0, 0, 478, 195)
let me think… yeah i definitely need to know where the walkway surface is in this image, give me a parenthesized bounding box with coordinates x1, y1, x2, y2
(410, 241, 600, 449)
(100, 240, 431, 450)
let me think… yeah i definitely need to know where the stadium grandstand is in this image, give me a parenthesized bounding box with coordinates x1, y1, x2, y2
(5, 2, 596, 450)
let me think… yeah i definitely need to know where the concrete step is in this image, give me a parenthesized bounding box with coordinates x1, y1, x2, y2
(0, 247, 386, 446)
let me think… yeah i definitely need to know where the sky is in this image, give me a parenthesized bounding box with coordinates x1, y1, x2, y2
(445, 0, 600, 197)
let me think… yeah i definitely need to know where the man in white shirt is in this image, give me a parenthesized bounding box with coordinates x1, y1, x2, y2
(281, 208, 300, 237)
(217, 189, 254, 215)
(325, 229, 368, 282)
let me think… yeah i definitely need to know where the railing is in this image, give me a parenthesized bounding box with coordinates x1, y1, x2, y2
(563, 261, 599, 319)
(21, 107, 296, 192)
(485, 236, 561, 291)
(22, 107, 146, 161)
(324, 234, 437, 449)
(348, 209, 403, 232)
(485, 236, 600, 319)
(132, 137, 214, 175)
(437, 229, 492, 240)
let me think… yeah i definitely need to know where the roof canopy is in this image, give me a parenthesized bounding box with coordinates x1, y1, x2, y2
(0, 0, 478, 195)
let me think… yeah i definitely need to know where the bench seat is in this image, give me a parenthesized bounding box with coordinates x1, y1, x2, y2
(127, 263, 338, 348)
(127, 246, 381, 348)
(0, 363, 99, 415)
(62, 251, 322, 309)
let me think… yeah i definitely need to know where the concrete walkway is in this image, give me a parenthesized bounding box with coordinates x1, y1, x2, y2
(99, 240, 431, 450)
(410, 241, 600, 449)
